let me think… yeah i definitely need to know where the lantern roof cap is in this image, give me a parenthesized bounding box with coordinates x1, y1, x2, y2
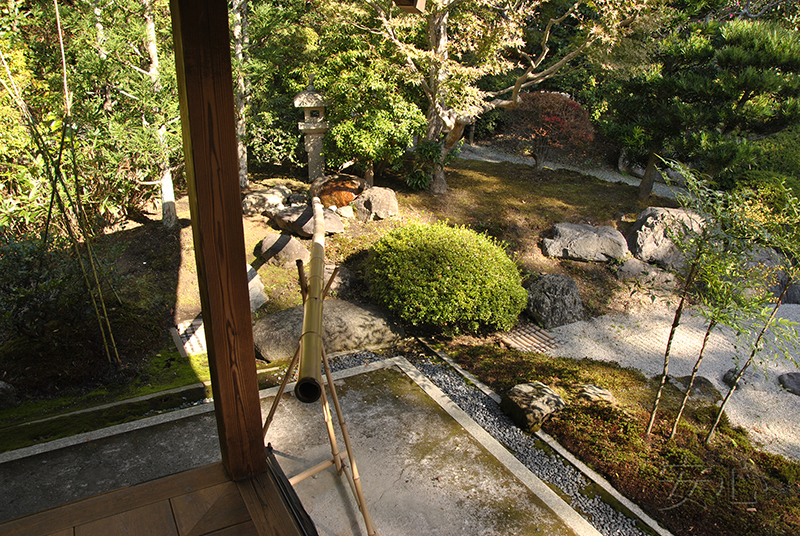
(294, 76, 326, 108)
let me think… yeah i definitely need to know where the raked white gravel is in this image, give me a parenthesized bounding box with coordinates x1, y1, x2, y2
(547, 302, 800, 462)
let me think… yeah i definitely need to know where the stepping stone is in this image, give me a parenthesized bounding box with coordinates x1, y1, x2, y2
(779, 373, 800, 396)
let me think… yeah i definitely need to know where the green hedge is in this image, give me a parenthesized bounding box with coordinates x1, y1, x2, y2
(365, 222, 527, 334)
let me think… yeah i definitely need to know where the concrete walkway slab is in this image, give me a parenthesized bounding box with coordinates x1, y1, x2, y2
(264, 358, 598, 535)
(1, 357, 599, 535)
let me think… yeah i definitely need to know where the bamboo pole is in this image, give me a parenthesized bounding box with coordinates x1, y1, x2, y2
(262, 198, 379, 535)
(295, 198, 326, 403)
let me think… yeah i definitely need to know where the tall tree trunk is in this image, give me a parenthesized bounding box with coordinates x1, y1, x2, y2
(430, 119, 468, 193)
(364, 160, 374, 187)
(638, 152, 659, 200)
(425, 6, 448, 193)
(231, 0, 249, 190)
(158, 125, 177, 229)
(143, 0, 177, 229)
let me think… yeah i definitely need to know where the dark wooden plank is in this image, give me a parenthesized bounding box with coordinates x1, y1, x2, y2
(236, 474, 306, 536)
(44, 530, 74, 536)
(171, 481, 249, 536)
(74, 500, 178, 536)
(204, 520, 259, 536)
(169, 0, 268, 481)
(0, 463, 230, 536)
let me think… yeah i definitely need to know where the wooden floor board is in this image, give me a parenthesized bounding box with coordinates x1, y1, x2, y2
(0, 461, 311, 536)
(0, 463, 229, 536)
(171, 481, 250, 536)
(44, 530, 74, 536)
(74, 500, 178, 536)
(204, 520, 260, 536)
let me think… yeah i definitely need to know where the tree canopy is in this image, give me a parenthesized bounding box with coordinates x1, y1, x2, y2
(606, 17, 800, 197)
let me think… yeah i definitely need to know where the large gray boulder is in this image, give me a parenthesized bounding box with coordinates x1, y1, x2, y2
(524, 274, 583, 329)
(252, 299, 405, 362)
(242, 185, 291, 217)
(352, 187, 399, 222)
(542, 223, 629, 262)
(258, 231, 309, 268)
(271, 205, 345, 238)
(500, 382, 565, 432)
(627, 207, 703, 271)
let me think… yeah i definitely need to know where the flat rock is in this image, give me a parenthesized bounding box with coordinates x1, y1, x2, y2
(615, 258, 677, 288)
(542, 223, 629, 262)
(258, 231, 309, 268)
(336, 205, 355, 219)
(576, 384, 615, 405)
(247, 264, 267, 312)
(778, 373, 800, 396)
(323, 264, 357, 297)
(722, 367, 768, 391)
(271, 205, 345, 238)
(252, 299, 405, 362)
(668, 375, 721, 404)
(500, 382, 565, 432)
(242, 185, 291, 216)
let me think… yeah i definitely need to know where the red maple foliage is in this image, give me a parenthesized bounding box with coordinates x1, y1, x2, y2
(502, 91, 594, 169)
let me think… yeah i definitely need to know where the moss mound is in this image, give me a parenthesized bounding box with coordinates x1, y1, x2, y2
(365, 222, 527, 333)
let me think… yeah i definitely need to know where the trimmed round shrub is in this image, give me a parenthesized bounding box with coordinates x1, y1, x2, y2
(365, 222, 527, 333)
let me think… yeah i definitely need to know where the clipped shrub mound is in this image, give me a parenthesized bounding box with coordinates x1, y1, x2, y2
(365, 222, 527, 333)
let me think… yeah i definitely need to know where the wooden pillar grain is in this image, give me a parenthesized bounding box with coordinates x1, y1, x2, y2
(169, 0, 267, 479)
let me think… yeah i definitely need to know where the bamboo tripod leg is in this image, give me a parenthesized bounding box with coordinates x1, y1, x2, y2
(263, 344, 302, 438)
(319, 382, 344, 474)
(321, 347, 378, 536)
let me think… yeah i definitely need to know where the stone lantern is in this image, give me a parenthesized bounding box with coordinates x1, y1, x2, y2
(294, 78, 329, 182)
(393, 0, 425, 13)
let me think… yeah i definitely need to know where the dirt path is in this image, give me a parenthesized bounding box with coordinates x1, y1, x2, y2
(458, 144, 682, 200)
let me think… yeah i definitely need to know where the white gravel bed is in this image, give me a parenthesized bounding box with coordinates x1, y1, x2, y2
(548, 302, 800, 462)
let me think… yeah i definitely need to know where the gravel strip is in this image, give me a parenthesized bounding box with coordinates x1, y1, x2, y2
(331, 350, 650, 536)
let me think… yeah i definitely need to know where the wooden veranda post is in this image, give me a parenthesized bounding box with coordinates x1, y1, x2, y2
(170, 0, 268, 479)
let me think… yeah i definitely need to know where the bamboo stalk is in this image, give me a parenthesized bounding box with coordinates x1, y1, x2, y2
(295, 198, 326, 403)
(262, 344, 302, 438)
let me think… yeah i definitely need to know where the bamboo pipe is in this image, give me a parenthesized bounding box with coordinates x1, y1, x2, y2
(295, 197, 326, 403)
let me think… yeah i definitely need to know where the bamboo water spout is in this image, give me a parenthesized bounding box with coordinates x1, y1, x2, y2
(295, 197, 326, 403)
